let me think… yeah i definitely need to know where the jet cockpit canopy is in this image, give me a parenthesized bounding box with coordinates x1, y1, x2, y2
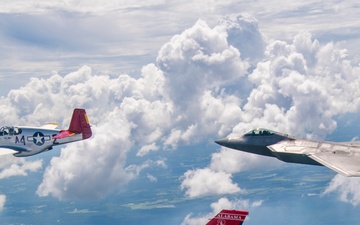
(243, 128, 296, 139)
(244, 128, 275, 136)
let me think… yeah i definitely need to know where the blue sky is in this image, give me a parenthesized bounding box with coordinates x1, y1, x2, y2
(1, 1, 360, 224)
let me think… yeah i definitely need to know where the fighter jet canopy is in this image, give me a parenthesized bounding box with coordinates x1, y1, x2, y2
(244, 128, 275, 136)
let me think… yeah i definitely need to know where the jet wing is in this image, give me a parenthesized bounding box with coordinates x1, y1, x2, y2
(308, 151, 360, 177)
(269, 141, 360, 177)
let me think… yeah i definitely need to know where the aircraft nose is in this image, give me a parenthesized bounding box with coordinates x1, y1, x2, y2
(215, 138, 229, 146)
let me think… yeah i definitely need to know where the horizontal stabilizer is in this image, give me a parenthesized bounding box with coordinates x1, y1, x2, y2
(53, 130, 75, 139)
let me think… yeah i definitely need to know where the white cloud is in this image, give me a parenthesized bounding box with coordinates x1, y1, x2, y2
(179, 147, 283, 199)
(23, 64, 173, 199)
(147, 174, 158, 183)
(155, 14, 264, 147)
(37, 109, 168, 199)
(37, 122, 135, 200)
(0, 155, 42, 180)
(157, 18, 249, 109)
(137, 143, 159, 157)
(180, 168, 243, 198)
(323, 174, 360, 206)
(236, 31, 360, 138)
(210, 148, 283, 174)
(0, 11, 359, 204)
(0, 0, 167, 14)
(1, 0, 360, 97)
(219, 13, 265, 65)
(179, 23, 360, 200)
(199, 90, 243, 137)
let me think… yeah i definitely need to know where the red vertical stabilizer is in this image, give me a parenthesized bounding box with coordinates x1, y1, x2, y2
(206, 209, 249, 225)
(53, 108, 92, 140)
(68, 108, 92, 139)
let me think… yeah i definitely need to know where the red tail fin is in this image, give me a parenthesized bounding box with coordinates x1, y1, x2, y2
(68, 108, 92, 139)
(206, 210, 249, 225)
(53, 108, 92, 139)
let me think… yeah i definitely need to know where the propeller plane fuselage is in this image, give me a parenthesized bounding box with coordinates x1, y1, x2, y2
(0, 108, 92, 157)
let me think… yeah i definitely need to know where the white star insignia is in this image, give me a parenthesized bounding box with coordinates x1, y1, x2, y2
(34, 133, 44, 144)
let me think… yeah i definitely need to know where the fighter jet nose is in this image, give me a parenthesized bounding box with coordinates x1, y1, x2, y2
(215, 138, 229, 146)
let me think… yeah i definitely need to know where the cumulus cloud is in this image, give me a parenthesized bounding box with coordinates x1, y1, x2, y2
(222, 32, 360, 139)
(179, 15, 360, 200)
(37, 123, 135, 199)
(210, 148, 283, 174)
(157, 18, 249, 116)
(0, 12, 359, 203)
(0, 63, 172, 199)
(36, 119, 168, 199)
(179, 147, 282, 199)
(219, 13, 265, 65)
(181, 168, 243, 198)
(181, 197, 262, 225)
(1, 0, 360, 99)
(3, 61, 173, 199)
(0, 155, 42, 179)
(323, 175, 360, 206)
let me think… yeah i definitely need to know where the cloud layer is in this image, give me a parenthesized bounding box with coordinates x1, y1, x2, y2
(1, 0, 360, 98)
(0, 12, 360, 207)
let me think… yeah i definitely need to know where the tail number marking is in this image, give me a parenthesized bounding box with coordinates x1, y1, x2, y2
(15, 136, 25, 145)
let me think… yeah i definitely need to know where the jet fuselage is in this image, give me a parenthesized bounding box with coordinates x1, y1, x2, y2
(215, 128, 322, 166)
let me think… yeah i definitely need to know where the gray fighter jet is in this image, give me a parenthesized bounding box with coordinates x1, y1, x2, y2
(215, 128, 360, 176)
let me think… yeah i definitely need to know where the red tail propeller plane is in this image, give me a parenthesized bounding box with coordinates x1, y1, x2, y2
(0, 108, 92, 157)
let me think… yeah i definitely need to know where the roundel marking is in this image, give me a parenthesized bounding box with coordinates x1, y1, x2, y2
(33, 132, 45, 146)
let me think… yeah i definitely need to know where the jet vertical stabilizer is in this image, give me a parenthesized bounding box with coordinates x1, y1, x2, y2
(206, 209, 249, 225)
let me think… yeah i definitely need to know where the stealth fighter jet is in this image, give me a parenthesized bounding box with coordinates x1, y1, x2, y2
(216, 128, 360, 176)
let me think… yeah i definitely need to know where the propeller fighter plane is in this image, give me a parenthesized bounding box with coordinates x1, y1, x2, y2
(0, 108, 92, 157)
(216, 128, 360, 177)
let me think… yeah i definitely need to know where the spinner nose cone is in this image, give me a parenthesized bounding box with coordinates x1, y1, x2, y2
(214, 138, 229, 146)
